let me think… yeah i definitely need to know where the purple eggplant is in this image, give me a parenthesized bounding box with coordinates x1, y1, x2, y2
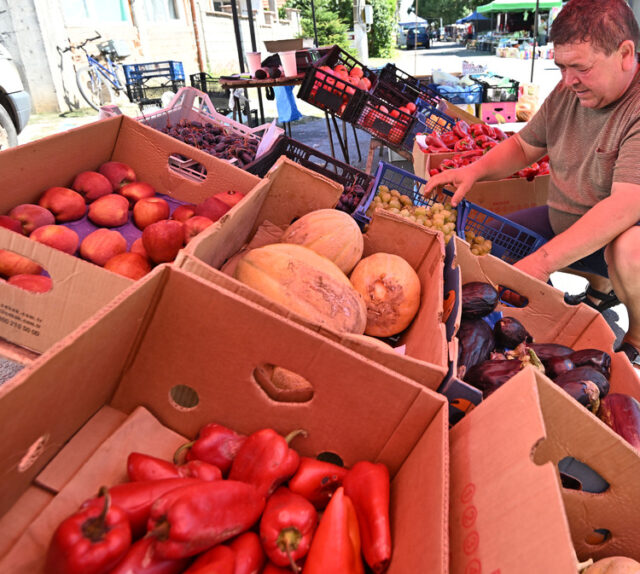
(570, 349, 611, 378)
(545, 356, 575, 379)
(457, 318, 496, 378)
(493, 316, 532, 349)
(461, 282, 499, 320)
(464, 359, 524, 398)
(528, 343, 575, 363)
(597, 393, 640, 450)
(554, 366, 610, 398)
(555, 380, 601, 413)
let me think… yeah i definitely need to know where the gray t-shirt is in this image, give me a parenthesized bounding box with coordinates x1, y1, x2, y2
(518, 66, 640, 234)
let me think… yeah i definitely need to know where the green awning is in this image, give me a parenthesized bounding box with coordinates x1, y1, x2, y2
(478, 0, 563, 13)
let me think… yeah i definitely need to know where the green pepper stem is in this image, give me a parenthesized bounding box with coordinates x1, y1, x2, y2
(173, 441, 195, 465)
(284, 429, 308, 445)
(283, 534, 301, 573)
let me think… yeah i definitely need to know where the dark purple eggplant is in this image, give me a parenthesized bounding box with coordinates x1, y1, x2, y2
(528, 343, 575, 363)
(555, 380, 601, 413)
(545, 356, 575, 379)
(555, 366, 610, 398)
(570, 349, 611, 378)
(597, 393, 640, 450)
(464, 359, 523, 398)
(461, 282, 499, 320)
(493, 316, 532, 349)
(457, 318, 496, 378)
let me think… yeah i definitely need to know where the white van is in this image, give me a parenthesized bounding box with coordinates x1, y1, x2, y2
(0, 43, 31, 150)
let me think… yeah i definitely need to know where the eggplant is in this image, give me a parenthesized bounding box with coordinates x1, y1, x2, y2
(545, 356, 575, 379)
(457, 319, 496, 378)
(570, 349, 611, 378)
(597, 393, 640, 450)
(493, 316, 532, 349)
(461, 282, 499, 320)
(555, 366, 610, 398)
(464, 359, 523, 398)
(555, 380, 601, 413)
(528, 343, 575, 363)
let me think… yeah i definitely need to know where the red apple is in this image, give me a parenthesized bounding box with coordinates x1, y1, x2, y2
(30, 225, 79, 255)
(142, 219, 184, 263)
(130, 237, 150, 260)
(88, 194, 130, 228)
(212, 191, 245, 209)
(133, 197, 170, 230)
(72, 171, 113, 202)
(104, 252, 152, 280)
(183, 215, 214, 244)
(98, 161, 136, 191)
(119, 181, 156, 205)
(0, 215, 24, 234)
(7, 204, 55, 235)
(0, 250, 43, 278)
(8, 274, 52, 293)
(171, 203, 197, 222)
(194, 196, 230, 223)
(38, 187, 87, 222)
(80, 228, 128, 267)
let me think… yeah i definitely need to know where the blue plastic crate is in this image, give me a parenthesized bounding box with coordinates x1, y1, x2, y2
(402, 101, 455, 152)
(428, 82, 482, 105)
(123, 61, 185, 84)
(352, 161, 461, 229)
(460, 201, 547, 264)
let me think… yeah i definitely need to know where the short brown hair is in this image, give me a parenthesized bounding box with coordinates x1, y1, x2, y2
(550, 0, 640, 54)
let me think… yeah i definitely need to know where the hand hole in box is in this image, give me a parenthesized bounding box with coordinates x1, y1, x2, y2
(18, 434, 49, 472)
(169, 384, 200, 411)
(1, 249, 52, 293)
(316, 451, 344, 467)
(168, 154, 208, 183)
(498, 286, 529, 308)
(585, 528, 611, 546)
(557, 456, 610, 493)
(253, 364, 314, 403)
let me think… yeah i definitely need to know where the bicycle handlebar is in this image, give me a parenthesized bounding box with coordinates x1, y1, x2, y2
(60, 31, 102, 53)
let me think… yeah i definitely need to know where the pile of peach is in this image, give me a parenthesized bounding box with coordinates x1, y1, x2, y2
(0, 161, 244, 292)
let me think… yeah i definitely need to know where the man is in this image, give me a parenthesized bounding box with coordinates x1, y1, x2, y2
(424, 0, 640, 365)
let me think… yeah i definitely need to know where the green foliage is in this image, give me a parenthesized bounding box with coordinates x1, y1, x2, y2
(416, 0, 492, 25)
(369, 0, 396, 57)
(284, 0, 351, 51)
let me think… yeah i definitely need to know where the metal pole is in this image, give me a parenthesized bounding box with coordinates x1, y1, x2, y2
(246, 0, 258, 50)
(310, 0, 319, 47)
(530, 0, 540, 82)
(230, 0, 245, 73)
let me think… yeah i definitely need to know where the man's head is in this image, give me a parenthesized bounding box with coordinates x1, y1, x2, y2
(551, 0, 640, 108)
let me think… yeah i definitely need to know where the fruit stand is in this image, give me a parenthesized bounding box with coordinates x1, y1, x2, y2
(0, 43, 639, 574)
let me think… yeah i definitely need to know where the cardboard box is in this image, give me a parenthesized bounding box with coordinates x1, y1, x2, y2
(0, 115, 259, 353)
(450, 367, 640, 571)
(177, 157, 450, 391)
(264, 38, 304, 52)
(0, 264, 449, 573)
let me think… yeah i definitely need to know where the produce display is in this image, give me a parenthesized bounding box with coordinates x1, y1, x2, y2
(429, 150, 550, 181)
(358, 97, 415, 147)
(308, 63, 371, 118)
(418, 120, 509, 154)
(45, 421, 392, 574)
(0, 160, 245, 288)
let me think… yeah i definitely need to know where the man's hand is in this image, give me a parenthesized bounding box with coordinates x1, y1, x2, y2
(422, 165, 479, 207)
(513, 250, 553, 284)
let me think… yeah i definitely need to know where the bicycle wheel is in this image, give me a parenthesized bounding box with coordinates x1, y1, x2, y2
(76, 65, 116, 111)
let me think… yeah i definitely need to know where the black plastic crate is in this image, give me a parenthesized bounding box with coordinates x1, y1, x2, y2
(355, 92, 415, 149)
(295, 47, 331, 71)
(189, 73, 232, 115)
(123, 60, 185, 84)
(470, 73, 519, 102)
(126, 79, 185, 105)
(378, 63, 441, 107)
(246, 135, 374, 214)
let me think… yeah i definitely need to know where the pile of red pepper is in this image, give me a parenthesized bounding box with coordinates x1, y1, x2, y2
(45, 422, 392, 574)
(429, 151, 550, 181)
(419, 120, 509, 154)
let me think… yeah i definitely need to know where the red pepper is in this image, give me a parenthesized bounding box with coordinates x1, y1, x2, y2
(127, 452, 222, 482)
(343, 461, 392, 574)
(427, 145, 451, 153)
(459, 149, 484, 159)
(148, 480, 265, 560)
(474, 134, 498, 148)
(469, 123, 485, 138)
(480, 124, 498, 139)
(288, 457, 349, 510)
(482, 141, 498, 151)
(45, 487, 131, 574)
(452, 120, 470, 139)
(260, 487, 318, 571)
(493, 127, 508, 141)
(109, 537, 189, 574)
(453, 137, 474, 152)
(175, 423, 247, 475)
(263, 563, 292, 574)
(440, 159, 457, 170)
(425, 132, 448, 149)
(228, 428, 306, 499)
(440, 131, 459, 149)
(538, 161, 550, 176)
(229, 531, 266, 574)
(183, 544, 236, 574)
(429, 168, 441, 177)
(302, 487, 364, 574)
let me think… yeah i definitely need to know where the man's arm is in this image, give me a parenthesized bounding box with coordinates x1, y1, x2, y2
(514, 182, 640, 281)
(422, 134, 547, 206)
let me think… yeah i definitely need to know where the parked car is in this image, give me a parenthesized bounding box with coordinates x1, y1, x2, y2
(0, 43, 31, 151)
(406, 25, 431, 49)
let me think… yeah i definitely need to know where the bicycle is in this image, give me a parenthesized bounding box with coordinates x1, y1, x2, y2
(60, 31, 130, 111)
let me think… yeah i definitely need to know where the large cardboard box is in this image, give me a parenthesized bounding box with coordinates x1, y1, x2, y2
(0, 264, 449, 573)
(0, 116, 259, 353)
(450, 368, 640, 571)
(177, 157, 450, 391)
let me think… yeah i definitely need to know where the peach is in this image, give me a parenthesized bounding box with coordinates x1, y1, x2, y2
(72, 171, 113, 202)
(30, 225, 79, 255)
(80, 228, 128, 267)
(212, 190, 245, 209)
(195, 196, 230, 223)
(88, 194, 130, 228)
(8, 274, 52, 293)
(133, 197, 170, 230)
(142, 219, 184, 263)
(0, 215, 24, 234)
(130, 237, 150, 260)
(99, 161, 136, 190)
(7, 203, 55, 234)
(0, 250, 43, 278)
(119, 181, 156, 205)
(183, 215, 214, 244)
(104, 252, 152, 280)
(171, 203, 197, 222)
(38, 187, 87, 222)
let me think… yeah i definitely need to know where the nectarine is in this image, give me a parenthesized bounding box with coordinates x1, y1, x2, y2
(80, 228, 128, 266)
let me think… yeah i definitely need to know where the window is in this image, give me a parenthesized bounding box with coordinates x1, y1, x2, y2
(144, 0, 181, 21)
(61, 0, 129, 23)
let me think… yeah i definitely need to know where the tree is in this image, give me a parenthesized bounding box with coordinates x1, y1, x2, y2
(369, 0, 396, 57)
(416, 0, 493, 25)
(285, 0, 351, 51)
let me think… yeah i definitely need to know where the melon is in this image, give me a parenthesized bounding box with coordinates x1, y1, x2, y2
(280, 209, 364, 274)
(584, 557, 640, 573)
(234, 243, 367, 334)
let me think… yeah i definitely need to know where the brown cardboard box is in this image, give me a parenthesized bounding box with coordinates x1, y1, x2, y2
(450, 367, 640, 571)
(0, 116, 259, 353)
(177, 157, 450, 391)
(0, 264, 449, 573)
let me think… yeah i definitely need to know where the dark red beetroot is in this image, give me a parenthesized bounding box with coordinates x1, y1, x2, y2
(555, 366, 610, 399)
(493, 316, 532, 349)
(457, 319, 496, 378)
(597, 393, 640, 450)
(461, 282, 499, 320)
(570, 349, 611, 378)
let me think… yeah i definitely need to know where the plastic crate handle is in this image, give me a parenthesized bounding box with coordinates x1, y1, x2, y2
(164, 86, 218, 116)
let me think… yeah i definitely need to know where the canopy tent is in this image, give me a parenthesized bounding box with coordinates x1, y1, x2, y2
(478, 0, 562, 13)
(456, 10, 490, 23)
(399, 15, 427, 25)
